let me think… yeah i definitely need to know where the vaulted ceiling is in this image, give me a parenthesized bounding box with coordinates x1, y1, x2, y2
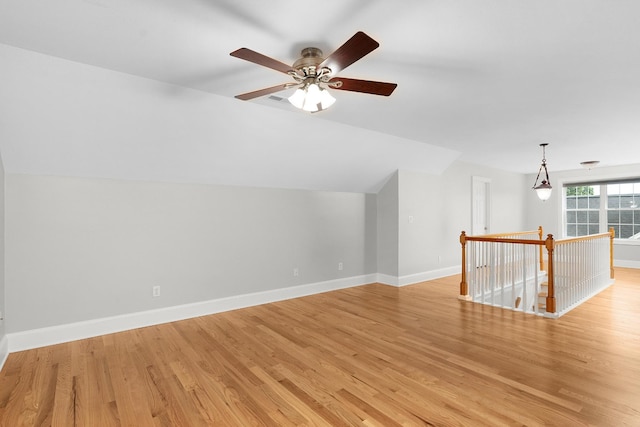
(1, 1, 639, 193)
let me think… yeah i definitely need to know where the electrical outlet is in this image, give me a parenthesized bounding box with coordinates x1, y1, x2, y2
(338, 262, 343, 271)
(293, 268, 299, 277)
(152, 286, 161, 297)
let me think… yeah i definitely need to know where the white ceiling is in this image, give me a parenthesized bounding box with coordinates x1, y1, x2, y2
(1, 0, 639, 192)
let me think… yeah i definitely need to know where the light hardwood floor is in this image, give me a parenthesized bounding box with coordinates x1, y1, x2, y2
(1, 269, 639, 426)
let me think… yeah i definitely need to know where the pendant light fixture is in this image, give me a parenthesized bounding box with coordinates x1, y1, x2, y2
(533, 143, 552, 201)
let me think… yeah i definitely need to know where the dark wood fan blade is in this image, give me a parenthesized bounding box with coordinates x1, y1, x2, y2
(329, 77, 397, 96)
(319, 32, 379, 74)
(230, 48, 293, 74)
(235, 83, 294, 100)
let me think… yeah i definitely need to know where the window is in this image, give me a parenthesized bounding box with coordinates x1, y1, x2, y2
(607, 182, 640, 239)
(564, 180, 640, 241)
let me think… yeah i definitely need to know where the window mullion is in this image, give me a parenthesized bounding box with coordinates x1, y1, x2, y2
(600, 184, 607, 234)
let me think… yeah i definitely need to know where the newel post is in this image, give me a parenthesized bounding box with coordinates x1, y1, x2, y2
(609, 227, 615, 279)
(459, 231, 470, 300)
(537, 225, 544, 271)
(544, 234, 556, 314)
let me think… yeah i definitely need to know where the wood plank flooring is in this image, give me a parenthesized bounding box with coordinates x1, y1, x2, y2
(1, 268, 639, 426)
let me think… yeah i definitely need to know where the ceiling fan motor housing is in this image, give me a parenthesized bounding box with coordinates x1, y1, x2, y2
(292, 47, 327, 77)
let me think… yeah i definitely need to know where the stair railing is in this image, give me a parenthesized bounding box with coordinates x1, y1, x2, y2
(460, 227, 615, 317)
(459, 228, 547, 314)
(551, 228, 615, 316)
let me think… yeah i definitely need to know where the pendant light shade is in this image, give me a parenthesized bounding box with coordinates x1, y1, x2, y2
(534, 181, 552, 201)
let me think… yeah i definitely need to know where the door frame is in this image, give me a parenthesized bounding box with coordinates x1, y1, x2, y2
(472, 176, 491, 235)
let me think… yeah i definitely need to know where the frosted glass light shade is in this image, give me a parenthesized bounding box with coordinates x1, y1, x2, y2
(288, 84, 335, 112)
(288, 88, 306, 109)
(535, 182, 552, 201)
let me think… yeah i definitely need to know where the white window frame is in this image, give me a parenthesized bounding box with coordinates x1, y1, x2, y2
(558, 176, 640, 246)
(564, 184, 602, 236)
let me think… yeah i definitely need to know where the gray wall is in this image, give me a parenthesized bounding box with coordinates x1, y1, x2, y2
(398, 170, 442, 276)
(5, 174, 377, 333)
(0, 154, 5, 340)
(397, 162, 527, 277)
(525, 163, 640, 266)
(374, 162, 527, 281)
(376, 172, 399, 277)
(6, 158, 632, 336)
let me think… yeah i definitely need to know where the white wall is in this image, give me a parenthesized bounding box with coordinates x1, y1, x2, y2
(525, 163, 640, 267)
(5, 174, 377, 333)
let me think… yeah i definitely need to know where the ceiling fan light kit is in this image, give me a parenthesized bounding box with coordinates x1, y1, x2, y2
(533, 143, 552, 201)
(284, 47, 337, 112)
(230, 32, 397, 112)
(288, 84, 336, 112)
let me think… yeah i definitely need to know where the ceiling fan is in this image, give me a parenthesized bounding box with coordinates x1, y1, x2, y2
(230, 31, 397, 112)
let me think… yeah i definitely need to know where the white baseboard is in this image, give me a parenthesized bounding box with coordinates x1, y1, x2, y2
(376, 273, 399, 286)
(0, 335, 8, 372)
(377, 266, 460, 287)
(398, 266, 460, 286)
(7, 274, 376, 353)
(615, 259, 640, 269)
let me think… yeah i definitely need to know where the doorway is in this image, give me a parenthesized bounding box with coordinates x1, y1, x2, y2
(472, 176, 491, 235)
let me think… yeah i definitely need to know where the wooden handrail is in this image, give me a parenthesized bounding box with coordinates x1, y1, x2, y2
(464, 236, 545, 245)
(469, 229, 543, 239)
(555, 232, 614, 245)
